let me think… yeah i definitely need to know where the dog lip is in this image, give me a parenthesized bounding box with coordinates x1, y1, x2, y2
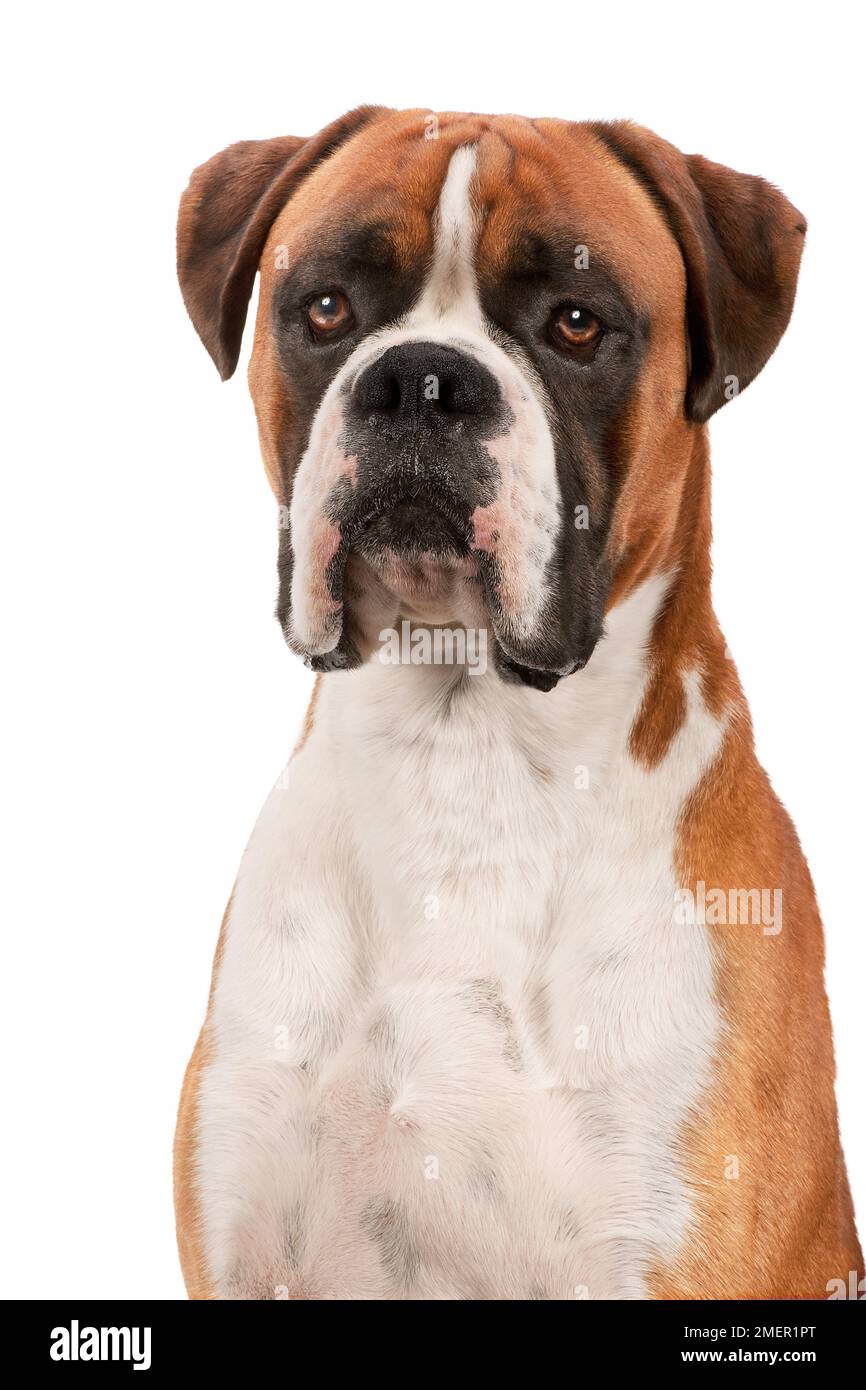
(495, 647, 586, 690)
(347, 495, 472, 558)
(347, 492, 469, 539)
(362, 500, 467, 540)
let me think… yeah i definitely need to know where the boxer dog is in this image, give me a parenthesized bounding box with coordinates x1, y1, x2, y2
(174, 108, 861, 1299)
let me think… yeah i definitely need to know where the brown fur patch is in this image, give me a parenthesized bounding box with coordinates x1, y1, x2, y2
(651, 726, 863, 1297)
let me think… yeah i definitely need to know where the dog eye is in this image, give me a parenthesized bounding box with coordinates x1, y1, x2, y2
(550, 303, 602, 351)
(307, 291, 355, 340)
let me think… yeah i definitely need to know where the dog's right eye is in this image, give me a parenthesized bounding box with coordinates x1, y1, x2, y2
(306, 291, 355, 341)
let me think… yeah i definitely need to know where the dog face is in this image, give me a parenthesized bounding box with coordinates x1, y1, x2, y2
(178, 109, 805, 690)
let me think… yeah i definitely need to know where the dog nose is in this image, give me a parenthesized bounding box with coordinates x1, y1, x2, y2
(351, 341, 501, 423)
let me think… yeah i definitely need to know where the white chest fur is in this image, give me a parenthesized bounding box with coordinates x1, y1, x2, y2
(195, 576, 725, 1300)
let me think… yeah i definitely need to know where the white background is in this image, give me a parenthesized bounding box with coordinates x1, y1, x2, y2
(1, 1, 862, 1298)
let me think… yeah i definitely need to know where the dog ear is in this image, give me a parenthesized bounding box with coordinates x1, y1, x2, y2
(591, 121, 807, 422)
(178, 106, 383, 380)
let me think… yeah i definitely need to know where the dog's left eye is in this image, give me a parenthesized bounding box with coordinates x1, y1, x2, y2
(550, 303, 602, 351)
(307, 291, 355, 340)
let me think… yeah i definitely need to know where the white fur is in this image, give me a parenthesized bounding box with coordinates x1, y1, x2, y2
(194, 573, 726, 1299)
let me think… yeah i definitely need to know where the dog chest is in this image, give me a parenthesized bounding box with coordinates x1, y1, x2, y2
(195, 646, 723, 1298)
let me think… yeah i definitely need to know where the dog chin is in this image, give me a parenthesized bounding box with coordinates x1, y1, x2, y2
(291, 537, 592, 691)
(350, 547, 483, 621)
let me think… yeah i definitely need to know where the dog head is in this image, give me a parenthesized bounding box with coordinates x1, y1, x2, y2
(178, 109, 805, 691)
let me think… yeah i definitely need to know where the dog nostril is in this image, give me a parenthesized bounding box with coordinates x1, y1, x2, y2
(358, 369, 401, 415)
(436, 378, 458, 413)
(434, 375, 493, 416)
(378, 374, 401, 412)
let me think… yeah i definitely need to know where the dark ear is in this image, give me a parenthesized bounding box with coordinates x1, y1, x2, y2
(590, 121, 807, 422)
(177, 106, 383, 379)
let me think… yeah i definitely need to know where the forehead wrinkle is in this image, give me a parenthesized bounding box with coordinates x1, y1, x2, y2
(474, 135, 585, 284)
(470, 125, 684, 315)
(264, 129, 490, 293)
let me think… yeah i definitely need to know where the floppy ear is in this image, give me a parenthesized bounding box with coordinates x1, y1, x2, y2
(591, 121, 807, 422)
(177, 106, 383, 380)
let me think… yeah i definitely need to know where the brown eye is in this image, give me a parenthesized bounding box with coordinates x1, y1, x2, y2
(307, 291, 354, 339)
(551, 303, 601, 350)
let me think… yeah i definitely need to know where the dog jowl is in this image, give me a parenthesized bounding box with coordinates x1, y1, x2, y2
(178, 109, 802, 692)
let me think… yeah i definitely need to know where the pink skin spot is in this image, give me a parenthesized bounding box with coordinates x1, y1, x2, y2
(471, 496, 537, 628)
(312, 518, 342, 571)
(471, 498, 523, 574)
(301, 455, 357, 619)
(303, 518, 343, 638)
(471, 503, 502, 553)
(290, 438, 359, 649)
